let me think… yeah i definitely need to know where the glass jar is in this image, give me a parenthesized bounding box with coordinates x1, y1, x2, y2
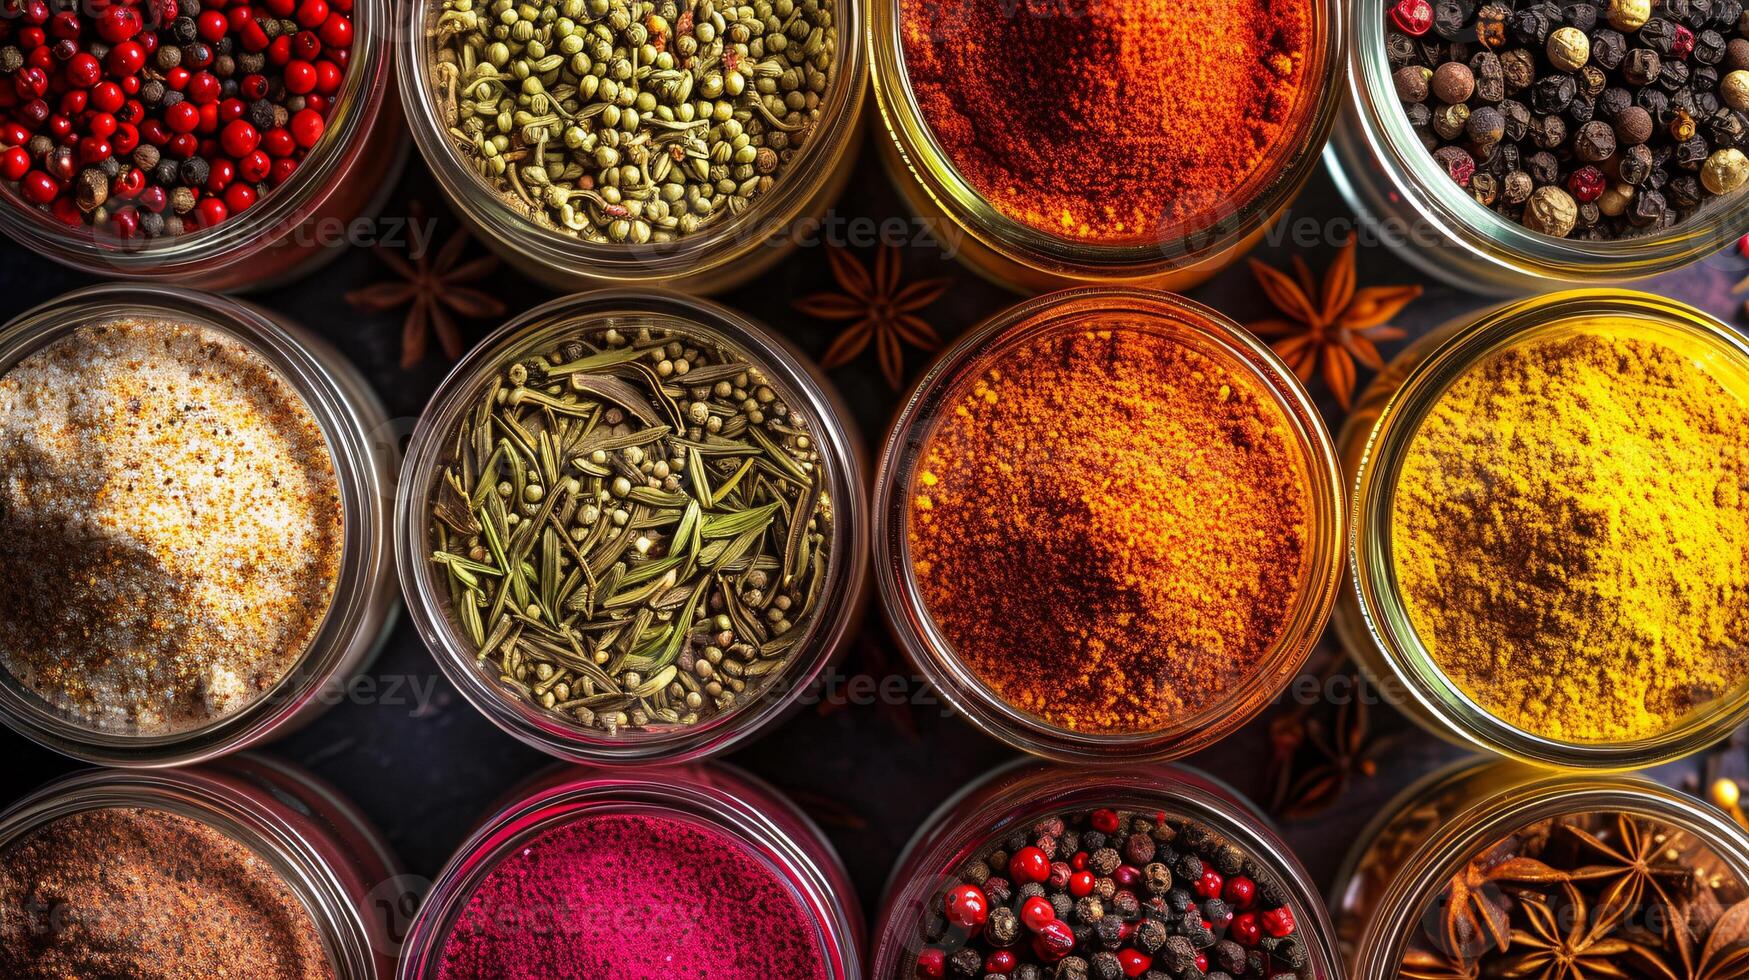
(396, 288, 868, 764)
(871, 759, 1342, 980)
(867, 0, 1343, 293)
(1330, 758, 1749, 978)
(0, 756, 403, 978)
(873, 288, 1345, 762)
(395, 0, 866, 294)
(1327, 2, 1749, 295)
(1337, 289, 1749, 769)
(0, 284, 398, 766)
(0, 1, 400, 293)
(396, 763, 863, 979)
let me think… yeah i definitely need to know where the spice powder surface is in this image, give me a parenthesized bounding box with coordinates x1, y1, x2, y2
(0, 806, 335, 979)
(899, 0, 1313, 242)
(0, 318, 343, 735)
(909, 325, 1311, 734)
(1392, 327, 1749, 743)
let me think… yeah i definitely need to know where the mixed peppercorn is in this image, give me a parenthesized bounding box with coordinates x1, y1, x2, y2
(0, 0, 354, 239)
(1387, 0, 1749, 237)
(914, 808, 1309, 980)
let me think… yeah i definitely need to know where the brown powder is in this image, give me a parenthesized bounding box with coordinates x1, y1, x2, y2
(0, 318, 343, 735)
(0, 806, 335, 979)
(908, 326, 1311, 734)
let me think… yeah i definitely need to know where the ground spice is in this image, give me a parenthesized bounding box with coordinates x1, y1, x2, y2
(899, 0, 1313, 243)
(0, 318, 343, 735)
(0, 806, 334, 979)
(909, 325, 1311, 735)
(437, 812, 827, 979)
(1393, 328, 1749, 743)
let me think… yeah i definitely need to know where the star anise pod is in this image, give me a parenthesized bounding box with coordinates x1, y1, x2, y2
(1404, 940, 1482, 980)
(793, 243, 949, 389)
(1567, 815, 1694, 943)
(345, 203, 507, 369)
(1432, 838, 1570, 964)
(1502, 882, 1632, 980)
(1623, 897, 1749, 980)
(1245, 234, 1420, 410)
(1273, 667, 1397, 822)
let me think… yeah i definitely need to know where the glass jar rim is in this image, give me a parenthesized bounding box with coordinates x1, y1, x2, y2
(1346, 4, 1749, 281)
(0, 0, 392, 278)
(867, 0, 1345, 278)
(395, 0, 867, 283)
(872, 286, 1345, 762)
(1349, 288, 1749, 769)
(395, 763, 863, 980)
(0, 765, 381, 980)
(871, 758, 1344, 980)
(0, 283, 391, 766)
(394, 287, 868, 764)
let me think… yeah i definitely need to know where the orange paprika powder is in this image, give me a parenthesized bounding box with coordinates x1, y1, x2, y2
(899, 0, 1314, 243)
(908, 324, 1311, 735)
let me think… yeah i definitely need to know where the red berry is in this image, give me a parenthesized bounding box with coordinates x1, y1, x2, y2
(77, 136, 110, 164)
(282, 58, 317, 94)
(48, 11, 80, 39)
(1114, 864, 1139, 888)
(96, 5, 143, 42)
(193, 195, 227, 228)
(187, 70, 220, 104)
(1010, 846, 1050, 885)
(1567, 166, 1605, 204)
(239, 18, 270, 51)
(168, 131, 199, 157)
(1195, 868, 1225, 900)
(112, 121, 139, 154)
(138, 184, 167, 212)
(91, 81, 124, 113)
(106, 40, 146, 76)
(238, 148, 271, 181)
(1020, 895, 1056, 932)
(109, 205, 139, 238)
(220, 118, 259, 156)
(1223, 875, 1257, 909)
(915, 948, 945, 980)
(14, 66, 49, 100)
(1119, 950, 1153, 978)
(268, 33, 293, 66)
(270, 155, 297, 183)
(112, 166, 145, 198)
(206, 156, 234, 190)
(985, 951, 1016, 974)
(197, 10, 227, 40)
(218, 97, 246, 123)
(19, 169, 58, 204)
(65, 52, 101, 88)
(1231, 912, 1262, 946)
(47, 113, 73, 141)
(1032, 920, 1076, 962)
(1195, 953, 1209, 972)
(314, 58, 342, 94)
(318, 12, 351, 47)
(164, 100, 199, 133)
(291, 28, 321, 59)
(1069, 871, 1095, 897)
(197, 100, 220, 133)
(943, 883, 989, 934)
(1390, 0, 1433, 34)
(295, 0, 327, 26)
(1261, 906, 1296, 938)
(166, 65, 190, 90)
(51, 193, 82, 224)
(59, 91, 88, 117)
(0, 146, 28, 180)
(1090, 809, 1120, 834)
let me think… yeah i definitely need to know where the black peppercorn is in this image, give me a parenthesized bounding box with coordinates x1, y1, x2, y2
(1469, 103, 1508, 142)
(1630, 186, 1667, 223)
(1625, 48, 1662, 87)
(178, 157, 211, 188)
(1472, 170, 1502, 203)
(1533, 73, 1578, 112)
(1711, 106, 1749, 145)
(1090, 952, 1122, 980)
(1590, 27, 1628, 68)
(949, 947, 982, 978)
(1512, 6, 1556, 44)
(153, 159, 180, 187)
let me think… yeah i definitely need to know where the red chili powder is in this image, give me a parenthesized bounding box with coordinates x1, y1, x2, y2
(899, 0, 1314, 242)
(437, 812, 828, 979)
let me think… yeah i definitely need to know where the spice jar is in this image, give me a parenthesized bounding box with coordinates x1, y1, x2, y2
(1331, 758, 1749, 980)
(0, 756, 403, 978)
(1339, 289, 1749, 769)
(868, 0, 1343, 293)
(396, 762, 863, 978)
(0, 284, 397, 766)
(872, 759, 1341, 980)
(396, 0, 866, 294)
(396, 288, 867, 763)
(0, 0, 400, 292)
(874, 288, 1344, 762)
(1331, 1, 1749, 293)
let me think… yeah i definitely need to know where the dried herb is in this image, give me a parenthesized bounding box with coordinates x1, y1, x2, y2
(793, 243, 948, 389)
(1245, 235, 1419, 409)
(346, 203, 506, 369)
(427, 320, 834, 734)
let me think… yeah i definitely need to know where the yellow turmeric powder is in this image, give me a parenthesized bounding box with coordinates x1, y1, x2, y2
(1392, 325, 1749, 743)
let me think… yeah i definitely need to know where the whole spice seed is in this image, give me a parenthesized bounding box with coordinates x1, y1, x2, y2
(430, 0, 837, 244)
(0, 318, 342, 735)
(899, 0, 1314, 243)
(438, 811, 827, 978)
(427, 320, 832, 734)
(0, 0, 356, 239)
(913, 807, 1311, 980)
(1388, 0, 1749, 238)
(0, 806, 334, 979)
(909, 324, 1310, 735)
(1392, 326, 1749, 743)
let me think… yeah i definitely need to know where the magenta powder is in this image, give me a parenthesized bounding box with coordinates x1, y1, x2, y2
(436, 812, 828, 979)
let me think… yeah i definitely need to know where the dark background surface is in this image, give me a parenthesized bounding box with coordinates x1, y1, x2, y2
(2, 123, 1748, 941)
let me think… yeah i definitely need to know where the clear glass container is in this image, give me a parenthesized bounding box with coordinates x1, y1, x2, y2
(0, 0, 400, 293)
(396, 0, 867, 294)
(873, 288, 1345, 762)
(867, 0, 1343, 293)
(396, 288, 868, 764)
(0, 284, 399, 766)
(396, 762, 864, 979)
(1337, 289, 1749, 769)
(0, 755, 404, 978)
(1327, 1, 1749, 295)
(1330, 758, 1749, 978)
(871, 759, 1343, 980)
